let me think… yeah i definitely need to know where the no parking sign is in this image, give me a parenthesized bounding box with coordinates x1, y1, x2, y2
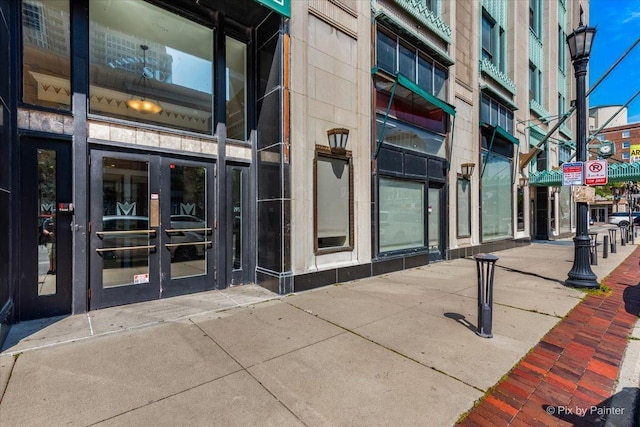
(584, 160, 608, 185)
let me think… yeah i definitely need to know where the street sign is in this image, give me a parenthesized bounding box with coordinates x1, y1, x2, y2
(254, 0, 290, 17)
(584, 159, 608, 185)
(562, 162, 583, 186)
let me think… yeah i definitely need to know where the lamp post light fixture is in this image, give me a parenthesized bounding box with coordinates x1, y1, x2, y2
(327, 128, 350, 155)
(519, 176, 529, 187)
(461, 163, 475, 180)
(565, 7, 598, 289)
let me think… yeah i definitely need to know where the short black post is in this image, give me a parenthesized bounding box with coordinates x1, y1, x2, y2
(474, 253, 498, 339)
(603, 235, 609, 259)
(588, 232, 598, 265)
(609, 228, 617, 253)
(631, 224, 635, 244)
(621, 225, 627, 246)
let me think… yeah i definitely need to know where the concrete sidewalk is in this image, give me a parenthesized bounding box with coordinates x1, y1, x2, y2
(1, 241, 638, 426)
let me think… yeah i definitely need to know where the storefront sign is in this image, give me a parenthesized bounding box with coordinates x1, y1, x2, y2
(562, 162, 583, 186)
(254, 0, 291, 17)
(574, 186, 595, 203)
(630, 145, 640, 163)
(584, 160, 608, 185)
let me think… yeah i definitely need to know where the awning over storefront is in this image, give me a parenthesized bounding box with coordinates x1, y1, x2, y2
(372, 68, 455, 159)
(253, 0, 290, 17)
(480, 121, 519, 146)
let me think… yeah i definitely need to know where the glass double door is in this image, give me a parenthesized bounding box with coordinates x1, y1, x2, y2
(90, 150, 216, 309)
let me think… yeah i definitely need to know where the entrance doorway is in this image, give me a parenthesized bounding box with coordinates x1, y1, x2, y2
(19, 138, 73, 320)
(89, 150, 217, 309)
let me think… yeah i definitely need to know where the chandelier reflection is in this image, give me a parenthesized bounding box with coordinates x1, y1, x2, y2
(126, 44, 163, 114)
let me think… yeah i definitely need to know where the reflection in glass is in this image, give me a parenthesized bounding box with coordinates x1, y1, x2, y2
(226, 37, 247, 140)
(231, 169, 242, 269)
(89, 0, 213, 133)
(481, 151, 513, 241)
(38, 149, 56, 295)
(428, 187, 441, 254)
(379, 178, 424, 252)
(376, 114, 446, 157)
(316, 156, 350, 250)
(22, 0, 71, 109)
(101, 158, 150, 288)
(170, 165, 206, 279)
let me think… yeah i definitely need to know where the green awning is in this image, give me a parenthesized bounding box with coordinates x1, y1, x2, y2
(481, 122, 519, 145)
(371, 67, 456, 117)
(396, 73, 456, 117)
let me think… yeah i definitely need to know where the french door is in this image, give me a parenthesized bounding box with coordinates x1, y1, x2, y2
(89, 150, 216, 309)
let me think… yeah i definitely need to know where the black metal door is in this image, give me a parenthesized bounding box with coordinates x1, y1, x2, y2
(19, 138, 72, 320)
(227, 165, 249, 285)
(89, 150, 216, 309)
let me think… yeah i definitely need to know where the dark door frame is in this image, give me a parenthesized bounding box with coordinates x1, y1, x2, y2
(18, 136, 73, 321)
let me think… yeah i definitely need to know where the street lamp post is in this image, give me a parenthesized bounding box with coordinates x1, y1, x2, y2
(566, 8, 599, 288)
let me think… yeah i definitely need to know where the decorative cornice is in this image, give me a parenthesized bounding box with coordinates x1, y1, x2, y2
(479, 58, 516, 94)
(530, 99, 550, 120)
(391, 0, 452, 42)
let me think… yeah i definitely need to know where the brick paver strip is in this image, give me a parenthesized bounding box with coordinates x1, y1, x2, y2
(458, 247, 640, 426)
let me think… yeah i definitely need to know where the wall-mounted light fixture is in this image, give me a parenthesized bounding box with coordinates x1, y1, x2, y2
(126, 45, 163, 115)
(327, 128, 349, 155)
(461, 163, 475, 179)
(519, 176, 529, 187)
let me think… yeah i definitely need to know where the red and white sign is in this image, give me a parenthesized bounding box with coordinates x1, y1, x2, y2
(584, 160, 608, 185)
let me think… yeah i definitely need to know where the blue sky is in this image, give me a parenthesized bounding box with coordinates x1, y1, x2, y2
(589, 0, 640, 123)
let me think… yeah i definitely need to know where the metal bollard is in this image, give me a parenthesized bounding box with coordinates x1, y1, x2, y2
(589, 232, 598, 265)
(631, 224, 635, 244)
(603, 235, 609, 259)
(609, 228, 617, 253)
(621, 225, 627, 246)
(474, 253, 499, 339)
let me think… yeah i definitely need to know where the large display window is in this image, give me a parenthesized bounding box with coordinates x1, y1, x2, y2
(89, 0, 214, 134)
(379, 178, 425, 252)
(22, 0, 71, 109)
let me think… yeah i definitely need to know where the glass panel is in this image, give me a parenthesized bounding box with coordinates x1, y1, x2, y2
(428, 187, 440, 253)
(101, 158, 150, 288)
(457, 178, 471, 237)
(379, 178, 424, 252)
(22, 0, 71, 109)
(417, 55, 433, 95)
(481, 95, 490, 123)
(517, 187, 525, 231)
(399, 43, 416, 81)
(38, 149, 57, 295)
(231, 169, 242, 270)
(481, 151, 513, 240)
(376, 30, 396, 73)
(170, 165, 207, 278)
(317, 156, 350, 249)
(482, 16, 493, 61)
(376, 114, 446, 157)
(89, 0, 213, 134)
(559, 186, 571, 232)
(433, 66, 447, 99)
(226, 37, 247, 141)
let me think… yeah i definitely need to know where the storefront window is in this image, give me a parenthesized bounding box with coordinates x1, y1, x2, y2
(89, 0, 213, 134)
(517, 186, 525, 231)
(457, 178, 471, 237)
(559, 186, 571, 232)
(22, 0, 71, 109)
(481, 150, 513, 241)
(379, 178, 424, 252)
(376, 114, 446, 157)
(315, 151, 352, 252)
(226, 36, 247, 141)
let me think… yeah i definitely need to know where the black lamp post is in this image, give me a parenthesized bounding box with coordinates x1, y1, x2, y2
(566, 8, 598, 288)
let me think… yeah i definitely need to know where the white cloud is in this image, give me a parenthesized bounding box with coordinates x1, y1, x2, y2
(622, 11, 640, 24)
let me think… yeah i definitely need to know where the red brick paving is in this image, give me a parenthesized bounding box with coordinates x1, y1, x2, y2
(457, 247, 640, 426)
